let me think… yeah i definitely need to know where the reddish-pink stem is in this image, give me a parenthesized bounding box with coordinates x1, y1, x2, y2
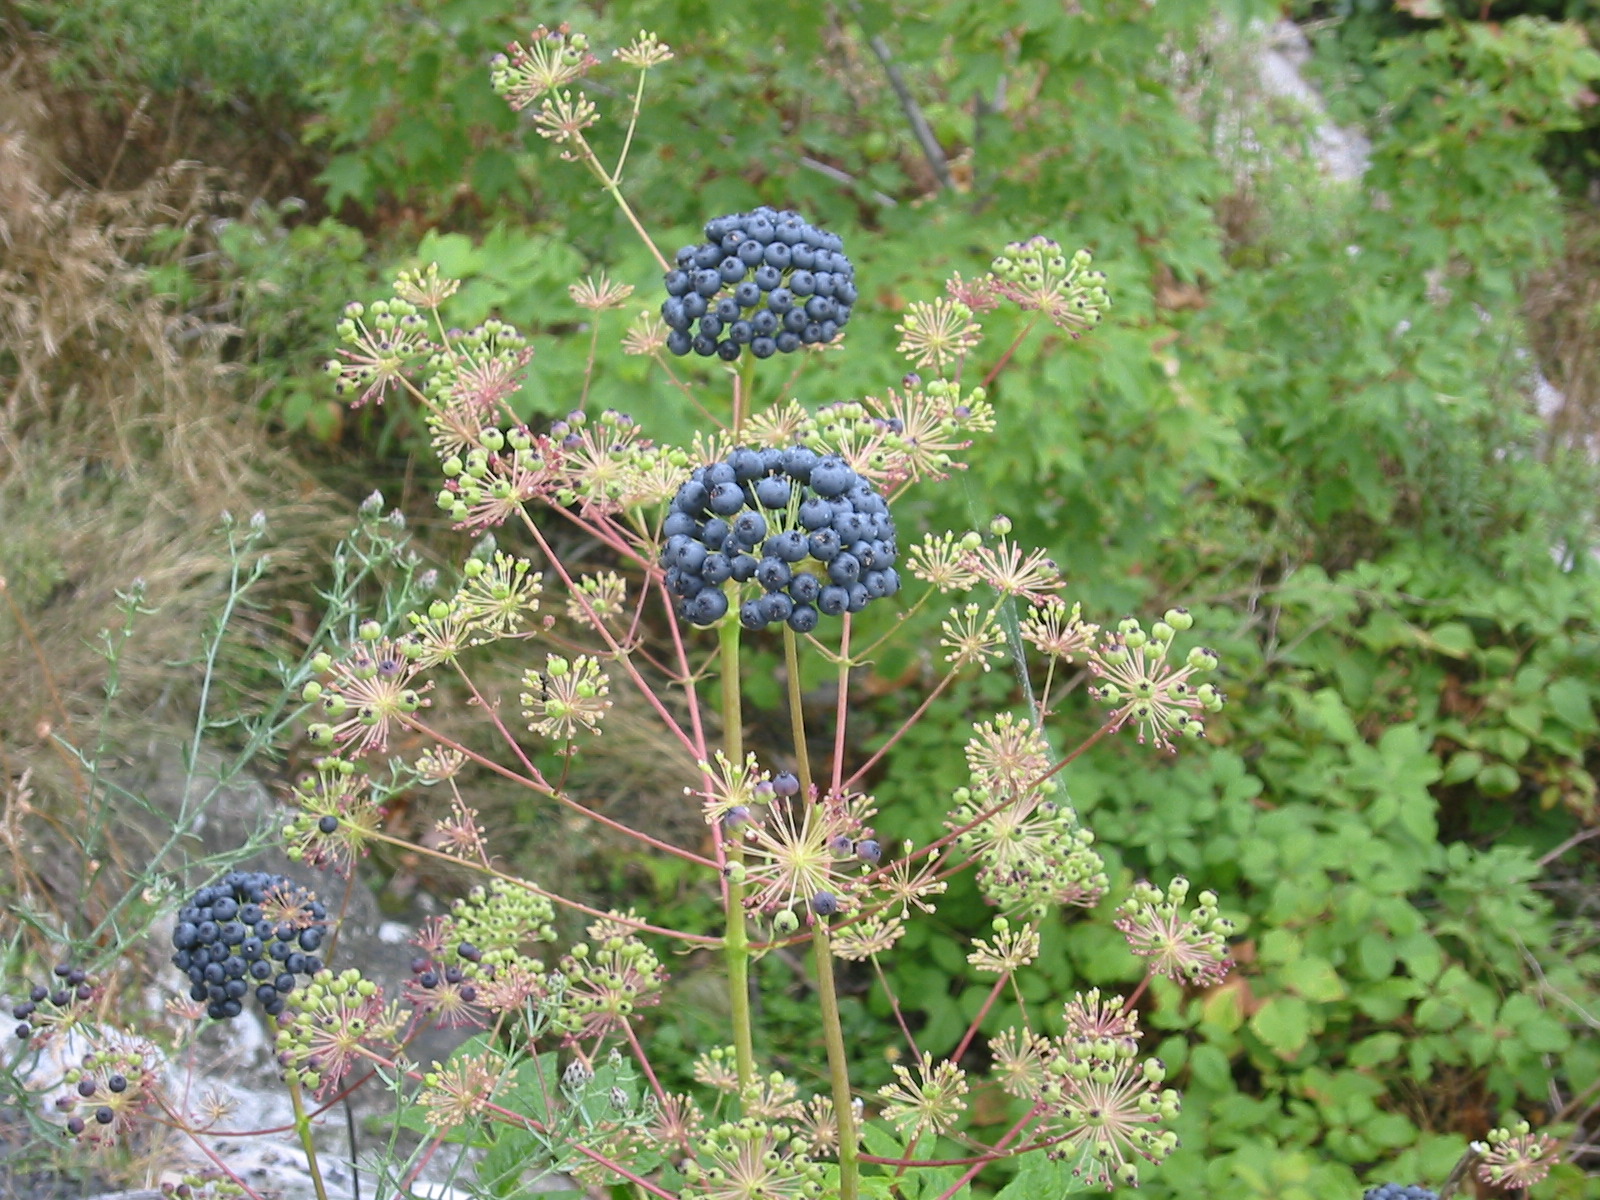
(951, 974, 1010, 1064)
(656, 574, 708, 757)
(521, 514, 699, 757)
(980, 318, 1039, 389)
(403, 711, 714, 869)
(843, 670, 957, 790)
(931, 1106, 1041, 1199)
(623, 1020, 670, 1111)
(871, 956, 922, 1061)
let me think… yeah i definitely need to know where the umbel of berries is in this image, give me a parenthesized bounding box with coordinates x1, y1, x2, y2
(1361, 1187, 1437, 1200)
(662, 446, 898, 631)
(171, 872, 328, 1021)
(661, 208, 858, 361)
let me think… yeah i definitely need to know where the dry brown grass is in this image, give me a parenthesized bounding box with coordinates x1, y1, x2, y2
(0, 46, 343, 928)
(1526, 204, 1600, 463)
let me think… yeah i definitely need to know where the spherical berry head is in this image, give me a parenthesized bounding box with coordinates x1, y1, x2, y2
(708, 482, 746, 516)
(754, 477, 792, 508)
(769, 529, 810, 563)
(677, 541, 709, 572)
(687, 588, 730, 626)
(731, 511, 768, 546)
(798, 496, 833, 529)
(759, 592, 794, 624)
(825, 556, 864, 588)
(700, 516, 731, 548)
(755, 557, 792, 591)
(809, 457, 854, 497)
(729, 448, 764, 480)
(808, 529, 842, 561)
(702, 553, 733, 585)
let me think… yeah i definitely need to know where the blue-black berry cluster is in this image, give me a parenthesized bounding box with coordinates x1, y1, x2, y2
(1362, 1186, 1438, 1200)
(10, 963, 94, 1040)
(171, 872, 328, 1020)
(662, 209, 858, 361)
(662, 446, 899, 632)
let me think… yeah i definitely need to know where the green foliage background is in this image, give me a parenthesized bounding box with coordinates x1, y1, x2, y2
(18, 0, 1600, 1195)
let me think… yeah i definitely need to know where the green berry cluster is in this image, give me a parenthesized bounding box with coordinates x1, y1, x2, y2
(683, 1119, 825, 1199)
(446, 880, 558, 973)
(948, 785, 1108, 917)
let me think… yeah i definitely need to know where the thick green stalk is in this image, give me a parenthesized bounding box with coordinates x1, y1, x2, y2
(287, 1076, 331, 1200)
(719, 611, 755, 1091)
(813, 924, 860, 1200)
(783, 628, 813, 800)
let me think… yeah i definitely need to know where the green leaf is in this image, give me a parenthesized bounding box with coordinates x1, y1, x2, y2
(1279, 955, 1348, 1003)
(995, 1148, 1100, 1198)
(1250, 995, 1312, 1056)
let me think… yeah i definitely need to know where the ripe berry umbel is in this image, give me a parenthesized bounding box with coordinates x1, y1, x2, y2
(1361, 1186, 1438, 1200)
(662, 446, 899, 631)
(661, 208, 858, 361)
(171, 872, 329, 1021)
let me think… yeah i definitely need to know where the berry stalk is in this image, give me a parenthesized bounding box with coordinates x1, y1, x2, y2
(286, 1075, 330, 1200)
(718, 609, 756, 1091)
(812, 921, 860, 1200)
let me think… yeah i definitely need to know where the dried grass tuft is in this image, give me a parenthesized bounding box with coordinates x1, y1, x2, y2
(0, 51, 340, 898)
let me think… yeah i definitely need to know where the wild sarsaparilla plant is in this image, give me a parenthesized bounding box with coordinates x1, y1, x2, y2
(20, 21, 1557, 1200)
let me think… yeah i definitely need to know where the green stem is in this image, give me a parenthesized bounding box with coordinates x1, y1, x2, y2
(287, 1076, 331, 1200)
(719, 610, 755, 1091)
(813, 923, 860, 1200)
(783, 628, 813, 800)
